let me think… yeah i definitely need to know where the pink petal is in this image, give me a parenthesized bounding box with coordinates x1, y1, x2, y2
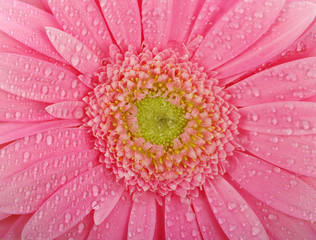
(0, 215, 19, 238)
(165, 194, 202, 240)
(0, 120, 81, 145)
(204, 177, 268, 239)
(98, 0, 141, 51)
(93, 184, 125, 225)
(142, 0, 173, 50)
(0, 213, 10, 221)
(0, 53, 89, 103)
(128, 192, 156, 240)
(0, 150, 100, 214)
(0, 89, 54, 122)
(0, 31, 79, 73)
(48, 0, 112, 57)
(229, 151, 316, 221)
(2, 214, 31, 240)
(55, 214, 94, 240)
(46, 101, 86, 119)
(192, 192, 227, 240)
(22, 166, 115, 239)
(193, 0, 285, 70)
(38, 0, 52, 13)
(0, 127, 94, 180)
(19, 0, 45, 10)
(242, 189, 316, 240)
(299, 175, 316, 190)
(46, 27, 102, 74)
(238, 101, 316, 135)
(216, 2, 316, 79)
(237, 129, 316, 177)
(88, 192, 132, 240)
(227, 57, 316, 106)
(0, 0, 65, 62)
(188, 0, 236, 42)
(168, 0, 204, 44)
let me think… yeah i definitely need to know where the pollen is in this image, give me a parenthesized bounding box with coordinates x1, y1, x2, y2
(136, 97, 187, 146)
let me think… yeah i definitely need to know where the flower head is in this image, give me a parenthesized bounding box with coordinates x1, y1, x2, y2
(0, 0, 316, 239)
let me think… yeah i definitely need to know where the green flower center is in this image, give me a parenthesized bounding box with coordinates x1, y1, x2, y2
(136, 97, 187, 146)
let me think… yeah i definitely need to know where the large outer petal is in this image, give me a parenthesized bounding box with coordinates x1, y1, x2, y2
(0, 89, 53, 122)
(241, 189, 316, 240)
(165, 194, 202, 240)
(229, 151, 316, 221)
(216, 2, 316, 79)
(192, 192, 227, 240)
(45, 101, 86, 119)
(0, 128, 94, 180)
(237, 129, 316, 177)
(204, 177, 268, 239)
(142, 0, 173, 50)
(0, 150, 100, 214)
(168, 0, 204, 44)
(22, 166, 118, 239)
(0, 54, 89, 103)
(0, 120, 81, 144)
(46, 28, 102, 74)
(98, 0, 141, 51)
(193, 0, 285, 70)
(0, 0, 65, 62)
(47, 0, 113, 57)
(2, 214, 31, 240)
(238, 101, 316, 135)
(127, 192, 156, 240)
(87, 192, 132, 240)
(227, 57, 316, 106)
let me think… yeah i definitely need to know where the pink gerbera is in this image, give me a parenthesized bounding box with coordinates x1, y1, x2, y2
(0, 0, 316, 239)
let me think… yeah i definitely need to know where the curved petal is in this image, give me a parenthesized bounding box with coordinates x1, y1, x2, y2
(55, 213, 94, 240)
(237, 130, 316, 177)
(87, 192, 132, 240)
(98, 0, 141, 51)
(0, 89, 53, 122)
(165, 194, 202, 240)
(227, 57, 316, 106)
(204, 177, 268, 239)
(188, 0, 235, 43)
(46, 28, 102, 74)
(193, 0, 285, 70)
(0, 215, 19, 238)
(0, 53, 89, 103)
(2, 214, 31, 240)
(192, 192, 227, 240)
(128, 192, 156, 240)
(93, 183, 125, 225)
(229, 151, 316, 221)
(241, 189, 316, 240)
(0, 0, 65, 62)
(22, 166, 116, 239)
(238, 101, 316, 135)
(19, 0, 45, 10)
(0, 120, 81, 145)
(0, 150, 100, 214)
(142, 0, 173, 50)
(47, 0, 112, 57)
(0, 213, 10, 221)
(0, 128, 94, 180)
(45, 101, 86, 119)
(217, 2, 316, 79)
(168, 0, 204, 44)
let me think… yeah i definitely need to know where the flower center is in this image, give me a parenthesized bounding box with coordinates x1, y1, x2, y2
(84, 46, 240, 198)
(136, 97, 187, 146)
